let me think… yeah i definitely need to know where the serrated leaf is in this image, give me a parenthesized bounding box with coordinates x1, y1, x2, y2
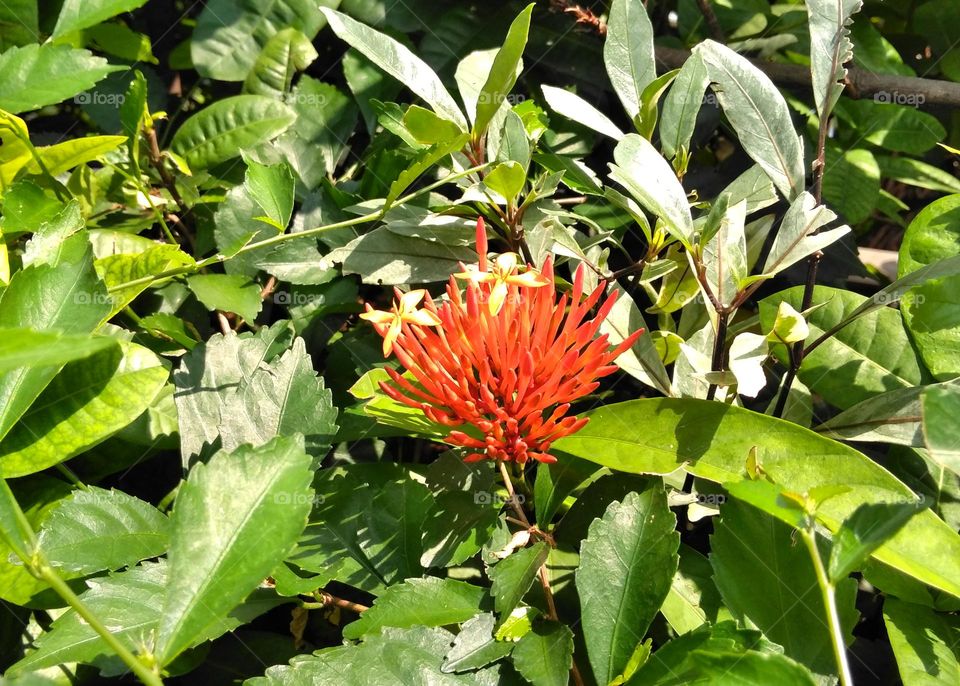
(0, 342, 168, 478)
(321, 7, 467, 131)
(576, 487, 679, 685)
(342, 577, 485, 639)
(511, 622, 573, 686)
(489, 542, 548, 621)
(0, 44, 122, 113)
(37, 487, 169, 574)
(693, 40, 805, 200)
(604, 0, 656, 121)
(170, 95, 296, 170)
(358, 478, 433, 584)
(52, 0, 149, 37)
(155, 436, 314, 664)
(442, 613, 513, 673)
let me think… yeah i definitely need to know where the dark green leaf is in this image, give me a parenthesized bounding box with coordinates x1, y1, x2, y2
(576, 487, 679, 685)
(187, 274, 262, 322)
(442, 613, 513, 673)
(242, 28, 317, 97)
(0, 44, 122, 113)
(245, 158, 295, 230)
(358, 478, 434, 583)
(511, 622, 573, 686)
(52, 0, 149, 37)
(829, 502, 921, 582)
(474, 4, 533, 136)
(489, 542, 548, 621)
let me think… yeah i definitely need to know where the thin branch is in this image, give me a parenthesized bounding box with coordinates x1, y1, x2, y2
(696, 0, 727, 42)
(146, 128, 195, 250)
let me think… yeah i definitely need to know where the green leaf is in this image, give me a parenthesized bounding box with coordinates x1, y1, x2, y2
(384, 134, 468, 208)
(9, 560, 284, 676)
(274, 77, 359, 188)
(712, 498, 857, 678)
(191, 0, 336, 82)
(0, 44, 122, 113)
(0, 478, 35, 563)
(839, 100, 946, 154)
(245, 158, 295, 230)
(420, 490, 501, 569)
(0, 0, 37, 51)
(37, 486, 169, 574)
(604, 0, 656, 122)
(807, 0, 862, 116)
(0, 329, 115, 374)
(511, 622, 573, 686)
(674, 650, 819, 686)
(442, 613, 513, 673)
(52, 0, 149, 37)
(342, 576, 486, 639)
(877, 156, 960, 194)
(815, 383, 930, 446)
(0, 341, 167, 478)
(759, 286, 926, 409)
(660, 52, 709, 160)
(30, 136, 127, 177)
(829, 502, 921, 582)
(553, 398, 960, 599)
(170, 95, 296, 170)
(174, 331, 336, 460)
(702, 199, 748, 307)
(693, 40, 805, 200)
(484, 161, 526, 203)
(763, 193, 850, 277)
(489, 542, 548, 621)
(884, 598, 960, 685)
(610, 134, 694, 245)
(321, 8, 467, 131)
(474, 4, 533, 137)
(187, 273, 262, 322)
(576, 487, 679, 685)
(660, 543, 728, 634)
(898, 194, 960, 380)
(533, 453, 601, 528)
(822, 147, 880, 224)
(95, 244, 196, 319)
(404, 105, 463, 145)
(242, 28, 317, 97)
(330, 227, 476, 285)
(154, 436, 314, 665)
(541, 85, 624, 140)
(358, 477, 433, 583)
(921, 384, 960, 475)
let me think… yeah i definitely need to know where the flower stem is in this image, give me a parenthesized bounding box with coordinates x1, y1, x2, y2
(799, 527, 853, 686)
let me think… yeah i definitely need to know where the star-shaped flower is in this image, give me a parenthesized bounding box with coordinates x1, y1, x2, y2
(360, 289, 441, 356)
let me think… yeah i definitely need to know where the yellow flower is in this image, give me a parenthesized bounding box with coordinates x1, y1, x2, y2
(455, 252, 550, 315)
(360, 289, 441, 356)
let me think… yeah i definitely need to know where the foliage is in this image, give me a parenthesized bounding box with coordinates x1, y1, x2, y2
(0, 1, 959, 685)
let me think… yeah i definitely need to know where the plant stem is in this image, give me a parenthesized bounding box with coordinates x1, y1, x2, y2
(36, 565, 164, 685)
(799, 528, 853, 686)
(497, 461, 583, 686)
(706, 308, 730, 401)
(106, 165, 487, 295)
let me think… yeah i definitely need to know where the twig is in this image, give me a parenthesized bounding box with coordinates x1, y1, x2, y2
(318, 591, 369, 615)
(705, 308, 730, 401)
(696, 0, 726, 42)
(145, 128, 195, 250)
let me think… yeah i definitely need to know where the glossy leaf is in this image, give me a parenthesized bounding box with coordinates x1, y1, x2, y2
(554, 398, 960, 598)
(604, 0, 656, 121)
(321, 7, 467, 130)
(489, 542, 548, 621)
(0, 44, 121, 113)
(242, 28, 317, 97)
(829, 502, 921, 582)
(342, 577, 486, 639)
(693, 40, 805, 200)
(474, 4, 533, 137)
(95, 244, 195, 319)
(576, 487, 679, 685)
(442, 613, 513, 673)
(170, 95, 296, 170)
(155, 436, 314, 664)
(187, 273, 262, 322)
(541, 85, 624, 140)
(0, 342, 168, 478)
(0, 329, 115, 374)
(52, 0, 149, 37)
(660, 52, 709, 160)
(921, 384, 960, 475)
(511, 622, 573, 686)
(245, 158, 295, 230)
(358, 478, 433, 583)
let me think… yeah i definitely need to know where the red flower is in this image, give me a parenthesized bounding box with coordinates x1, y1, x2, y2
(363, 219, 643, 464)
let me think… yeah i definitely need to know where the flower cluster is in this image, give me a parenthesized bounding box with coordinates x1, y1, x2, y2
(361, 219, 643, 464)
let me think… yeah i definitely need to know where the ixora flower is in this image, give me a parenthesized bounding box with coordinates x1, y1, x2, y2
(361, 219, 643, 464)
